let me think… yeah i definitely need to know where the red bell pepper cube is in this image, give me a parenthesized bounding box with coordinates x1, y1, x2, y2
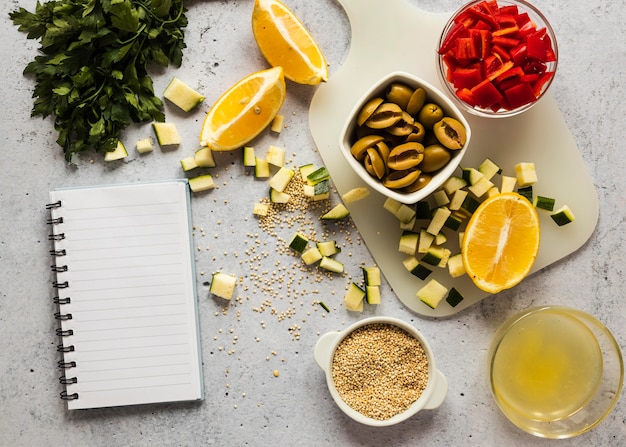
(471, 79, 504, 108)
(504, 82, 537, 109)
(526, 34, 547, 61)
(492, 35, 520, 48)
(452, 67, 483, 89)
(456, 37, 479, 62)
(456, 88, 478, 107)
(438, 21, 466, 54)
(491, 44, 512, 61)
(498, 5, 519, 16)
(531, 72, 555, 97)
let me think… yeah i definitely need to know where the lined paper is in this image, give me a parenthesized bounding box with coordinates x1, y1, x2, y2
(49, 180, 204, 410)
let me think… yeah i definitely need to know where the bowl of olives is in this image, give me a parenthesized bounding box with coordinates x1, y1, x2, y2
(436, 0, 558, 117)
(339, 71, 471, 204)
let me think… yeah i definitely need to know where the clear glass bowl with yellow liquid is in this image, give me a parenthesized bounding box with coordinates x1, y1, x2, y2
(488, 306, 623, 438)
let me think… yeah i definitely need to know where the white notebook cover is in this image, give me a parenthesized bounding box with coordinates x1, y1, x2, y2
(48, 180, 204, 410)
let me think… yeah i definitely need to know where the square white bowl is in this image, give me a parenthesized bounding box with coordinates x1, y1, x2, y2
(339, 71, 472, 204)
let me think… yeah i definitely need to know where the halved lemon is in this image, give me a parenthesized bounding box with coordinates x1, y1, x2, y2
(252, 0, 328, 85)
(200, 67, 286, 151)
(461, 192, 540, 294)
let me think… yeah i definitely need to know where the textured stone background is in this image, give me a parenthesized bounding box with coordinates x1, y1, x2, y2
(0, 0, 624, 445)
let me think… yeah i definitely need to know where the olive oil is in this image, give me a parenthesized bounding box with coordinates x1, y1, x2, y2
(491, 308, 603, 422)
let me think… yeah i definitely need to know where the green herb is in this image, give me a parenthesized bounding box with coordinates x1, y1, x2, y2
(10, 0, 188, 163)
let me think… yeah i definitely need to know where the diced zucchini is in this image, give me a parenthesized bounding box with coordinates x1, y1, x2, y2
(478, 158, 502, 180)
(321, 204, 350, 220)
(550, 205, 575, 226)
(400, 215, 416, 230)
(306, 166, 330, 185)
(317, 240, 340, 257)
(434, 232, 447, 246)
(365, 285, 381, 304)
(467, 176, 494, 198)
(319, 256, 344, 273)
(188, 174, 215, 192)
(460, 195, 480, 214)
(135, 137, 154, 154)
(517, 185, 533, 202)
(268, 167, 294, 192)
(163, 77, 205, 112)
(446, 287, 464, 307)
(534, 195, 555, 211)
(426, 207, 451, 235)
(395, 203, 417, 224)
(152, 122, 180, 147)
(299, 164, 316, 181)
(515, 162, 538, 187)
(289, 233, 309, 253)
(421, 246, 447, 266)
(500, 175, 517, 193)
(486, 186, 500, 198)
(344, 283, 365, 311)
(303, 180, 330, 201)
(270, 114, 284, 133)
(458, 231, 465, 248)
(363, 266, 381, 286)
(243, 146, 256, 167)
(434, 190, 450, 207)
(402, 257, 432, 280)
(194, 147, 216, 168)
(266, 145, 285, 167)
(301, 246, 323, 265)
(209, 272, 237, 300)
(414, 200, 431, 219)
(417, 279, 448, 309)
(444, 213, 463, 231)
(447, 253, 466, 278)
(180, 156, 198, 171)
(441, 175, 468, 195)
(254, 157, 271, 178)
(104, 140, 128, 161)
(269, 188, 290, 204)
(462, 167, 484, 185)
(383, 197, 402, 215)
(253, 202, 270, 216)
(342, 186, 370, 204)
(398, 230, 419, 255)
(449, 189, 468, 211)
(418, 229, 435, 254)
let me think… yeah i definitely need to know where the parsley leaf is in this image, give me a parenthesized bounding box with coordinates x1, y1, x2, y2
(10, 0, 188, 163)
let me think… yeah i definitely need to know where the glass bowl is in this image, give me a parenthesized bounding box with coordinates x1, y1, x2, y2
(437, 0, 558, 118)
(488, 306, 623, 438)
(339, 71, 471, 204)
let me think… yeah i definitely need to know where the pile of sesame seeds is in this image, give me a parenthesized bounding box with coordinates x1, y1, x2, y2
(331, 323, 429, 420)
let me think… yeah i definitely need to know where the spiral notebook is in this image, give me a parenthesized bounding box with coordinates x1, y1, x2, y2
(47, 180, 204, 410)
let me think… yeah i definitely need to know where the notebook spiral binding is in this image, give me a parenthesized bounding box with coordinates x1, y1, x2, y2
(47, 200, 80, 402)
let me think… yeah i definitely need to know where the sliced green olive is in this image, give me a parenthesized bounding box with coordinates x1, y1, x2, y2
(404, 174, 433, 193)
(387, 142, 424, 170)
(405, 121, 425, 143)
(417, 103, 444, 129)
(420, 144, 452, 173)
(386, 82, 413, 110)
(351, 134, 384, 161)
(406, 87, 427, 115)
(365, 147, 386, 179)
(365, 102, 403, 129)
(374, 140, 390, 164)
(433, 117, 467, 150)
(382, 169, 422, 189)
(386, 112, 415, 137)
(357, 97, 384, 127)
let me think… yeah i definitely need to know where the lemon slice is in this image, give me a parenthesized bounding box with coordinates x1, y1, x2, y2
(461, 192, 540, 294)
(252, 0, 328, 85)
(200, 67, 286, 151)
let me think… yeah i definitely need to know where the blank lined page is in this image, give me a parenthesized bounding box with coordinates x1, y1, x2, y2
(49, 180, 204, 410)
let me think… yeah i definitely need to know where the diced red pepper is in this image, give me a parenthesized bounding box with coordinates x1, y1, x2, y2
(526, 34, 547, 61)
(438, 21, 466, 54)
(492, 35, 520, 48)
(470, 28, 491, 60)
(504, 82, 537, 109)
(456, 37, 479, 62)
(471, 79, 503, 108)
(452, 67, 483, 89)
(466, 5, 499, 29)
(531, 71, 555, 97)
(491, 44, 511, 61)
(456, 88, 478, 107)
(498, 5, 519, 16)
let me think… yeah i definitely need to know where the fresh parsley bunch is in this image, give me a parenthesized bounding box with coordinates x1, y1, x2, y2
(10, 0, 188, 162)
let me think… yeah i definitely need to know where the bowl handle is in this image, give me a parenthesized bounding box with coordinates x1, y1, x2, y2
(313, 331, 341, 371)
(423, 369, 448, 410)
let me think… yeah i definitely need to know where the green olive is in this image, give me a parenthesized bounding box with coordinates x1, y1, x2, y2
(433, 117, 467, 150)
(406, 87, 426, 115)
(382, 169, 421, 189)
(357, 97, 384, 127)
(386, 111, 415, 137)
(351, 134, 384, 161)
(404, 174, 433, 193)
(417, 103, 444, 129)
(420, 144, 451, 173)
(405, 121, 425, 143)
(365, 148, 386, 179)
(386, 83, 413, 110)
(387, 142, 424, 171)
(365, 102, 403, 129)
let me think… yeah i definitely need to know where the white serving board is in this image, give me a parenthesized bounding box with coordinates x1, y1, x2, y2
(309, 0, 599, 317)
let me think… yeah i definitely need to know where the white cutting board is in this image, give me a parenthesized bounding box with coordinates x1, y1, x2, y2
(309, 0, 599, 317)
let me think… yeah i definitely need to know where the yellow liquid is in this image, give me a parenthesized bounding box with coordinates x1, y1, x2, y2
(491, 309, 603, 422)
